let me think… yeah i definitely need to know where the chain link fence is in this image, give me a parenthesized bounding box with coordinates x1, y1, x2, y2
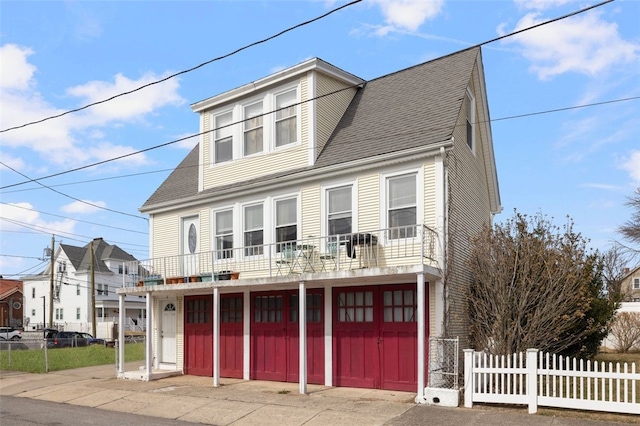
(428, 337, 459, 389)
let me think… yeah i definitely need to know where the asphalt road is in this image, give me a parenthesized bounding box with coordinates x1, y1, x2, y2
(0, 396, 207, 426)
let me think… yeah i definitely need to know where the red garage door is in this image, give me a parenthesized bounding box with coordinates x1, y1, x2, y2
(250, 290, 324, 384)
(184, 294, 243, 378)
(333, 284, 425, 392)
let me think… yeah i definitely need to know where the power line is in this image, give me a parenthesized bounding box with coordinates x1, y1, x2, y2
(0, 201, 148, 235)
(0, 254, 43, 260)
(0, 0, 619, 192)
(0, 161, 147, 221)
(0, 217, 148, 248)
(0, 0, 362, 134)
(3, 92, 635, 196)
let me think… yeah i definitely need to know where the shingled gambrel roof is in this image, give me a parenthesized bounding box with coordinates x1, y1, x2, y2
(141, 47, 481, 211)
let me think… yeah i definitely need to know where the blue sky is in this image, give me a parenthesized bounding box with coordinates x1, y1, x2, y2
(1, 0, 639, 278)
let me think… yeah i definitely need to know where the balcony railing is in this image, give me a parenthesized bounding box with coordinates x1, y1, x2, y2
(122, 225, 438, 288)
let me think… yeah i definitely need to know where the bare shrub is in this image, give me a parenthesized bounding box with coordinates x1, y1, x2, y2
(609, 312, 640, 353)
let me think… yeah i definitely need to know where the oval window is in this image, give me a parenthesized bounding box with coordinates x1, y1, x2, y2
(188, 223, 197, 254)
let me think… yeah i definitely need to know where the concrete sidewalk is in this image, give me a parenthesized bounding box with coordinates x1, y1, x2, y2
(0, 364, 634, 425)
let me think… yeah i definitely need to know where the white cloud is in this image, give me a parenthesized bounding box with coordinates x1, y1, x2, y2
(61, 200, 107, 214)
(514, 0, 574, 11)
(0, 202, 76, 236)
(501, 10, 639, 80)
(620, 150, 640, 185)
(0, 44, 36, 90)
(0, 44, 186, 171)
(366, 0, 444, 33)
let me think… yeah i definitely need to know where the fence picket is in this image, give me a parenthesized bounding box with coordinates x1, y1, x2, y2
(464, 349, 639, 415)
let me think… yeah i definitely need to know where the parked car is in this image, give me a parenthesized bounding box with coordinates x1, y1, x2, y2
(77, 332, 105, 346)
(0, 327, 22, 340)
(44, 329, 88, 348)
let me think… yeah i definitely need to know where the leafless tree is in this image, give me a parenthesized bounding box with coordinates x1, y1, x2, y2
(467, 211, 615, 357)
(619, 187, 640, 251)
(601, 243, 632, 302)
(609, 312, 640, 353)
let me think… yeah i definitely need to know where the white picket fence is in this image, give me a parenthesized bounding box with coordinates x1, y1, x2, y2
(464, 349, 639, 415)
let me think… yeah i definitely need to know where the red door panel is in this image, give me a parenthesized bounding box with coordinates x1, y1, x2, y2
(184, 294, 244, 378)
(333, 284, 426, 392)
(251, 290, 324, 384)
(220, 294, 243, 378)
(184, 295, 213, 376)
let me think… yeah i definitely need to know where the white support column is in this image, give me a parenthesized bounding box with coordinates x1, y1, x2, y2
(118, 293, 125, 374)
(145, 292, 153, 376)
(463, 349, 474, 408)
(415, 273, 427, 403)
(299, 281, 307, 395)
(213, 287, 220, 387)
(324, 286, 332, 386)
(243, 288, 250, 380)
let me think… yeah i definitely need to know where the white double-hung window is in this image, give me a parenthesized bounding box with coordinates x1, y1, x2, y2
(275, 198, 297, 251)
(215, 210, 234, 259)
(327, 186, 352, 237)
(275, 89, 297, 147)
(244, 101, 263, 156)
(387, 173, 417, 238)
(214, 111, 233, 164)
(244, 204, 264, 256)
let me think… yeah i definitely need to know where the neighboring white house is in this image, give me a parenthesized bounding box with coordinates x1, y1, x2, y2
(23, 237, 146, 337)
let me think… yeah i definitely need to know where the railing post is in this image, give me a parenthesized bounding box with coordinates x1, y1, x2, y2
(526, 348, 539, 414)
(464, 349, 474, 408)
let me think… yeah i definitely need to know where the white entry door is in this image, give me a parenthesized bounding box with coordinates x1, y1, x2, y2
(182, 216, 199, 276)
(161, 301, 176, 364)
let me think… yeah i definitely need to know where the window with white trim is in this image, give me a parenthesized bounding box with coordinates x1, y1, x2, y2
(327, 186, 352, 237)
(244, 204, 264, 256)
(31, 309, 36, 316)
(76, 307, 81, 320)
(76, 284, 80, 296)
(634, 278, 640, 289)
(387, 173, 417, 238)
(275, 198, 297, 251)
(465, 89, 475, 151)
(215, 210, 234, 259)
(213, 111, 233, 164)
(244, 101, 263, 156)
(55, 308, 63, 320)
(32, 287, 35, 298)
(275, 89, 297, 147)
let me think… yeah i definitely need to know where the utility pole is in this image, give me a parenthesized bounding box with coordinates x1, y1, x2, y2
(48, 235, 54, 328)
(91, 240, 96, 337)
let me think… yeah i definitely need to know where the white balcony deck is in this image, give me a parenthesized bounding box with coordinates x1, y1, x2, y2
(120, 226, 440, 291)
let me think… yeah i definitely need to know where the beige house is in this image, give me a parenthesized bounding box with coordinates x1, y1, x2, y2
(621, 266, 640, 302)
(116, 46, 501, 402)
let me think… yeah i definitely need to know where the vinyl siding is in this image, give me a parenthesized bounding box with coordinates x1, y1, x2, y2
(301, 185, 321, 240)
(315, 73, 358, 158)
(356, 173, 379, 232)
(445, 62, 493, 351)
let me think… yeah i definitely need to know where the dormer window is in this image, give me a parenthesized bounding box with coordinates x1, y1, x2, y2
(244, 102, 263, 156)
(214, 111, 233, 164)
(275, 89, 297, 147)
(209, 84, 299, 166)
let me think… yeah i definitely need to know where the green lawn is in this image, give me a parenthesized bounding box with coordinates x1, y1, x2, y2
(0, 343, 145, 374)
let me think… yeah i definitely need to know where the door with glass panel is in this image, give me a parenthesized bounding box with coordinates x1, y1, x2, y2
(333, 284, 423, 391)
(250, 290, 324, 383)
(182, 216, 199, 277)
